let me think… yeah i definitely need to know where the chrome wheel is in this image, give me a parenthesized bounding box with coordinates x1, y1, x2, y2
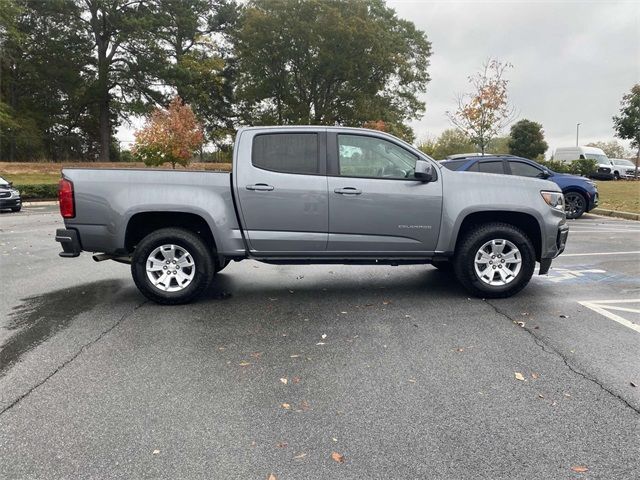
(146, 244, 195, 292)
(473, 239, 522, 286)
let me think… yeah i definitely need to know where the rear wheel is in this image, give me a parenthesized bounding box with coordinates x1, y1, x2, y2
(564, 192, 587, 219)
(131, 227, 214, 305)
(11, 206, 21, 212)
(453, 223, 536, 298)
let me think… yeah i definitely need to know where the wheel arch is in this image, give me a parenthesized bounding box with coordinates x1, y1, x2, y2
(452, 211, 542, 261)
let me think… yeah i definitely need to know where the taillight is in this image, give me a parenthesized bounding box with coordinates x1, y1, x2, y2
(58, 178, 75, 218)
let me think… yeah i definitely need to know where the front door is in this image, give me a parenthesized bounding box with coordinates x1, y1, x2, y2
(235, 130, 328, 253)
(327, 132, 442, 254)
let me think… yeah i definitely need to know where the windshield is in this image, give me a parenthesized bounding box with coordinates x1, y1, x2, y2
(614, 159, 635, 167)
(585, 153, 609, 163)
(0, 176, 9, 186)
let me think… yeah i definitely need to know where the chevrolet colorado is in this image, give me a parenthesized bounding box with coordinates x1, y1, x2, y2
(56, 126, 568, 304)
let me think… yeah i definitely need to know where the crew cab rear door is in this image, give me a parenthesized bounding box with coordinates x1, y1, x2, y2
(326, 131, 443, 254)
(234, 128, 328, 253)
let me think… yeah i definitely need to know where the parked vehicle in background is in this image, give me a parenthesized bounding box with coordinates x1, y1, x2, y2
(609, 158, 637, 179)
(0, 176, 22, 212)
(441, 154, 598, 219)
(445, 153, 483, 160)
(55, 126, 568, 304)
(553, 146, 614, 180)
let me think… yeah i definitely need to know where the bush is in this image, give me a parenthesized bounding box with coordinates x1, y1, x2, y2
(15, 183, 58, 200)
(538, 158, 597, 177)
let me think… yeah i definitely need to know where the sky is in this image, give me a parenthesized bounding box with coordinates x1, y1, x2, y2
(388, 0, 640, 156)
(117, 0, 640, 157)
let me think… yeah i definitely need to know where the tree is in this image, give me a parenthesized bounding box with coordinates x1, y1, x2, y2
(232, 0, 431, 139)
(585, 140, 629, 159)
(417, 129, 476, 159)
(508, 119, 548, 159)
(613, 84, 640, 177)
(133, 96, 204, 169)
(77, 0, 166, 161)
(155, 0, 238, 146)
(447, 58, 516, 154)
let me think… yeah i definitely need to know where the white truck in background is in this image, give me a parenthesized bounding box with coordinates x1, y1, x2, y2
(554, 146, 614, 180)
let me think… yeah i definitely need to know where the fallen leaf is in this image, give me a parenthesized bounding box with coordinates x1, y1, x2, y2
(250, 351, 263, 358)
(239, 362, 251, 367)
(281, 403, 291, 410)
(332, 437, 338, 442)
(515, 372, 525, 381)
(292, 376, 301, 384)
(455, 347, 464, 352)
(300, 400, 311, 411)
(517, 321, 526, 327)
(289, 290, 294, 294)
(560, 314, 568, 319)
(531, 373, 540, 379)
(521, 312, 529, 316)
(152, 449, 160, 455)
(382, 300, 391, 305)
(538, 393, 544, 399)
(293, 453, 307, 459)
(280, 378, 288, 385)
(267, 474, 278, 480)
(276, 442, 288, 448)
(408, 378, 416, 383)
(218, 347, 226, 351)
(321, 334, 327, 339)
(340, 311, 347, 314)
(571, 466, 588, 473)
(331, 452, 345, 463)
(316, 342, 325, 346)
(290, 354, 300, 358)
(564, 393, 571, 398)
(630, 382, 637, 387)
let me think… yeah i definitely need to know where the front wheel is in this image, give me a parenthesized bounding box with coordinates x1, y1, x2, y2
(131, 227, 214, 305)
(453, 223, 536, 298)
(564, 192, 587, 219)
(11, 206, 21, 212)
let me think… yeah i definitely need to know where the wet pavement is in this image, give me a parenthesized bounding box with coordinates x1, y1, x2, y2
(1, 205, 639, 479)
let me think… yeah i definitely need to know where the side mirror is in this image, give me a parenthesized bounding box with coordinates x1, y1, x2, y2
(414, 160, 436, 182)
(538, 169, 551, 179)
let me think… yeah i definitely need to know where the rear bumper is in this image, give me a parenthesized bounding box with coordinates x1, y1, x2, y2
(55, 228, 82, 258)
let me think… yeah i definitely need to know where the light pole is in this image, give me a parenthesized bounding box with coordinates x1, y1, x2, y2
(576, 123, 581, 146)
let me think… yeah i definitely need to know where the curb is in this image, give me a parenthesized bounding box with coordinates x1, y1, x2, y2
(23, 200, 58, 207)
(591, 208, 640, 221)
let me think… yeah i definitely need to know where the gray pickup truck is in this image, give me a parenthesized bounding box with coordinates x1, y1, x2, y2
(56, 126, 568, 304)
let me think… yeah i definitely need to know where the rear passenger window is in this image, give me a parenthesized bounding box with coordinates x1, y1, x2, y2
(478, 161, 504, 174)
(252, 133, 318, 174)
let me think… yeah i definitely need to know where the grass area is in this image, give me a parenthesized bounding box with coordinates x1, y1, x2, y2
(595, 180, 640, 213)
(0, 161, 232, 185)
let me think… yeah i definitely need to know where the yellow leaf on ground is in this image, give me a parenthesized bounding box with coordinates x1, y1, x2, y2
(267, 474, 278, 480)
(571, 466, 588, 473)
(281, 403, 291, 410)
(515, 372, 525, 381)
(331, 452, 345, 463)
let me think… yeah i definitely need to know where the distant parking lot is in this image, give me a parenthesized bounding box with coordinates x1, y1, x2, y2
(1, 205, 639, 479)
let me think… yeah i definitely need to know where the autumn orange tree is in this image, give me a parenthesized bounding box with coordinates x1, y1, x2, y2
(447, 59, 516, 154)
(133, 97, 205, 169)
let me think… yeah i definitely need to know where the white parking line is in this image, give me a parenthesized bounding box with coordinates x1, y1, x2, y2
(561, 251, 640, 257)
(579, 300, 640, 334)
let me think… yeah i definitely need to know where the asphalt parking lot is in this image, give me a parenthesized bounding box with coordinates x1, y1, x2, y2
(1, 205, 639, 479)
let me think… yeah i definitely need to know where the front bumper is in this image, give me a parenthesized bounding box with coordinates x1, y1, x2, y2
(55, 228, 82, 258)
(539, 223, 569, 274)
(0, 197, 21, 209)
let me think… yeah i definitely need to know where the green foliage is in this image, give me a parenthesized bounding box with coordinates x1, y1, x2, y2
(417, 129, 476, 159)
(233, 0, 432, 138)
(14, 183, 58, 200)
(508, 119, 548, 159)
(613, 84, 640, 151)
(486, 136, 510, 154)
(538, 158, 597, 176)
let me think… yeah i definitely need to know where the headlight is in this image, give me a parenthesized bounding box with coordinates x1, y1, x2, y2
(541, 191, 564, 211)
(11, 189, 20, 197)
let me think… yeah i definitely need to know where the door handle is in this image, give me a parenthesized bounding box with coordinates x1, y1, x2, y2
(246, 184, 274, 191)
(334, 187, 362, 195)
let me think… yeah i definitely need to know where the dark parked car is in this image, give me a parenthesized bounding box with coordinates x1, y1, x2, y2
(0, 176, 21, 212)
(440, 155, 598, 219)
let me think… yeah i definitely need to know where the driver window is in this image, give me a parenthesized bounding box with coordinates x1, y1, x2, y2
(338, 134, 417, 179)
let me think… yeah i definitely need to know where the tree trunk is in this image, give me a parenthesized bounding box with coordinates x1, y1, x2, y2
(635, 144, 639, 179)
(97, 42, 110, 162)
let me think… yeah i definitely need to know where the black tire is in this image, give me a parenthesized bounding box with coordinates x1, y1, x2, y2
(564, 192, 587, 219)
(131, 227, 214, 305)
(613, 172, 620, 180)
(432, 260, 453, 272)
(11, 206, 21, 212)
(453, 222, 536, 299)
